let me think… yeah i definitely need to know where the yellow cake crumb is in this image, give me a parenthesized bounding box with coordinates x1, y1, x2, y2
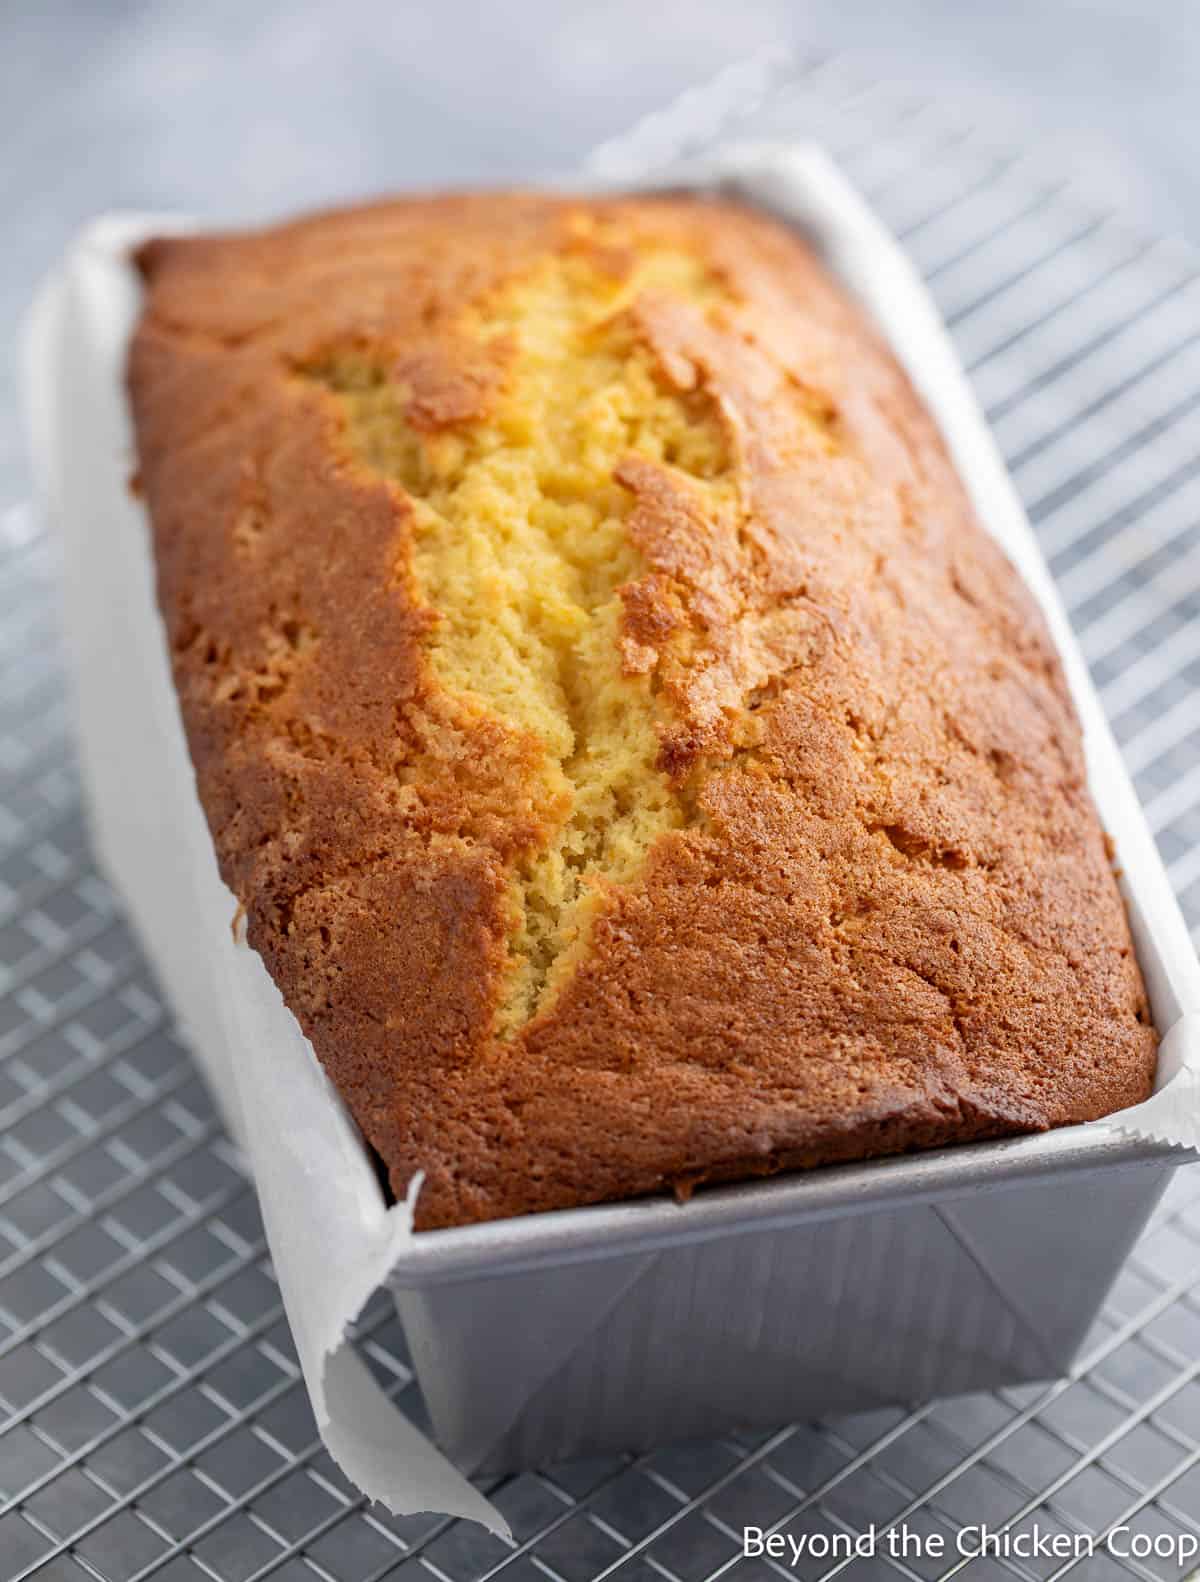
(326, 247, 734, 1028)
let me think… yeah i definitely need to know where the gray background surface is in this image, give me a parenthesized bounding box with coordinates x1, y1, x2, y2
(2, 0, 1198, 503)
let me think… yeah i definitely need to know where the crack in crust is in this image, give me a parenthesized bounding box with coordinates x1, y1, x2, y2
(301, 249, 735, 1030)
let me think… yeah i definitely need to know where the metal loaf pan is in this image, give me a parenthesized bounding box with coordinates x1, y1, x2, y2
(389, 1126, 1180, 1474)
(387, 148, 1200, 1476)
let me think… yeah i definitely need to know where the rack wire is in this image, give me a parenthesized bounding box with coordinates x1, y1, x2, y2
(3, 50, 1200, 1582)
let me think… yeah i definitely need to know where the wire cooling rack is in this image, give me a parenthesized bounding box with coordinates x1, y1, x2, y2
(3, 49, 1200, 1582)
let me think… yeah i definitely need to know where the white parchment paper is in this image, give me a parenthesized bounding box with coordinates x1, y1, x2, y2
(21, 145, 1200, 1535)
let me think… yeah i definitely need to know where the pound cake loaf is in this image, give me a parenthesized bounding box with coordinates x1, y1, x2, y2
(128, 192, 1157, 1228)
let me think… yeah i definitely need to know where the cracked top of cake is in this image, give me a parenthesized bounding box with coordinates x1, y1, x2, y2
(128, 192, 1156, 1228)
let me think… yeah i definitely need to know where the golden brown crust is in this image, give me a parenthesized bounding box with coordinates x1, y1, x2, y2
(128, 192, 1157, 1229)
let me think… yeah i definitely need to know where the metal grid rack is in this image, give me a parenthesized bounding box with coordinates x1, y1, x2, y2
(3, 51, 1200, 1582)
